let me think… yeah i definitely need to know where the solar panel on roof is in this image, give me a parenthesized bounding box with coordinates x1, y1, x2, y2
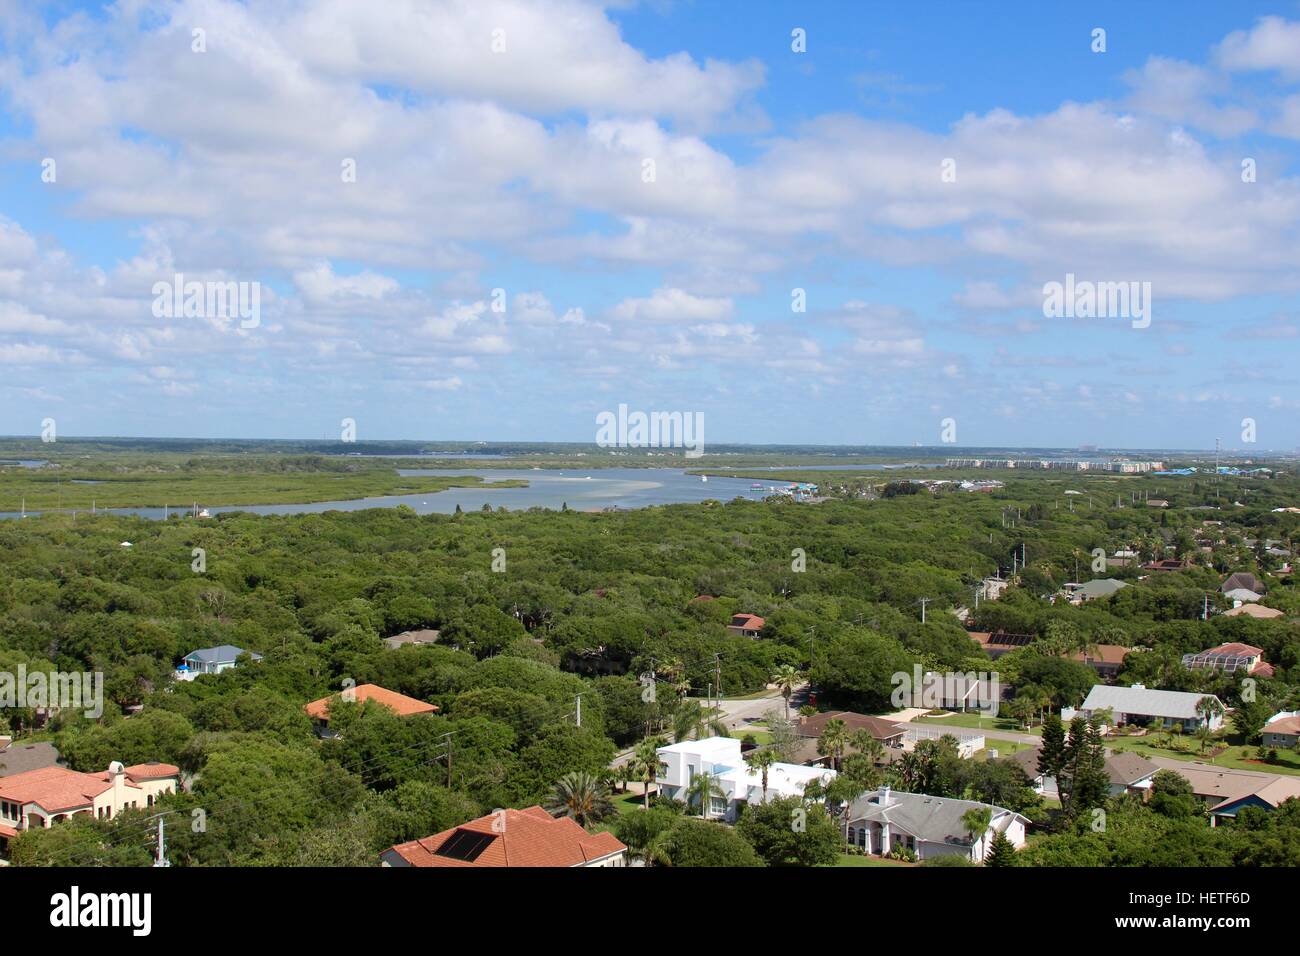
(434, 828, 496, 862)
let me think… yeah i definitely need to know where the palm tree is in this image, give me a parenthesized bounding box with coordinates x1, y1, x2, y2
(631, 737, 666, 809)
(672, 700, 727, 742)
(744, 748, 779, 801)
(771, 664, 803, 720)
(961, 806, 993, 860)
(817, 718, 850, 771)
(546, 771, 614, 827)
(1195, 696, 1224, 754)
(849, 729, 885, 766)
(685, 769, 727, 818)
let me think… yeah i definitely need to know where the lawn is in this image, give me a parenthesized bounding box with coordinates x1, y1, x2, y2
(612, 791, 645, 815)
(826, 853, 913, 867)
(914, 711, 1040, 735)
(977, 739, 1031, 758)
(1101, 735, 1300, 775)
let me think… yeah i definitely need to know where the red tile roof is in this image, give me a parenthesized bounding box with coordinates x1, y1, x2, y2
(1070, 645, 1132, 666)
(305, 684, 439, 721)
(386, 806, 627, 868)
(729, 613, 765, 630)
(0, 766, 114, 813)
(122, 762, 180, 781)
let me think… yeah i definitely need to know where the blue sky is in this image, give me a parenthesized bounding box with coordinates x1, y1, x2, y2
(1, 1, 1299, 450)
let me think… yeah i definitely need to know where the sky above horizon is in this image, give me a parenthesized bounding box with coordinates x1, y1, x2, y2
(1, 1, 1299, 450)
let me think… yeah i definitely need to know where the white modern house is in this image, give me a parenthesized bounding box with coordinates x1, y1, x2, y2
(1078, 684, 1225, 732)
(844, 787, 1027, 863)
(655, 737, 834, 822)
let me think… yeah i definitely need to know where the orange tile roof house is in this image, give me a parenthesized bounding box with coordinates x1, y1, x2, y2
(0, 760, 179, 854)
(1181, 642, 1273, 678)
(726, 613, 765, 638)
(305, 684, 438, 734)
(382, 806, 627, 868)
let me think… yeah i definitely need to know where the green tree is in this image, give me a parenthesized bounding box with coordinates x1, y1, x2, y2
(685, 769, 727, 818)
(985, 829, 1017, 867)
(744, 748, 779, 801)
(736, 796, 840, 867)
(546, 771, 614, 827)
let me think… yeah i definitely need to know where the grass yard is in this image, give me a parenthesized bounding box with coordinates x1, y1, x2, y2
(915, 712, 1041, 735)
(1101, 735, 1300, 775)
(827, 853, 913, 867)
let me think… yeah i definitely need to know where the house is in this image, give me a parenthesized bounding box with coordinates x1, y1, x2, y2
(655, 737, 834, 821)
(794, 711, 907, 749)
(0, 738, 60, 779)
(383, 628, 441, 650)
(1223, 603, 1283, 620)
(1146, 499, 1170, 508)
(1261, 713, 1300, 749)
(844, 787, 1027, 862)
(1069, 644, 1132, 679)
(1142, 558, 1189, 572)
(968, 631, 1036, 658)
(1181, 643, 1273, 678)
(726, 613, 765, 638)
(1078, 684, 1225, 732)
(1009, 747, 1158, 798)
(1221, 572, 1263, 595)
(382, 806, 627, 867)
(0, 761, 179, 855)
(899, 723, 985, 759)
(980, 577, 1010, 601)
(1224, 588, 1263, 604)
(1167, 765, 1300, 825)
(1073, 579, 1128, 603)
(175, 644, 263, 681)
(305, 684, 438, 736)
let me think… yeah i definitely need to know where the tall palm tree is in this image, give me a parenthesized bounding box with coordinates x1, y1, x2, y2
(771, 664, 803, 720)
(849, 729, 885, 766)
(546, 771, 614, 827)
(631, 737, 666, 810)
(961, 807, 993, 860)
(744, 748, 778, 802)
(1195, 696, 1224, 753)
(672, 700, 727, 742)
(685, 769, 727, 819)
(818, 718, 849, 771)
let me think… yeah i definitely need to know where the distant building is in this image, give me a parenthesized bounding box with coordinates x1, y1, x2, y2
(305, 684, 438, 736)
(1069, 645, 1132, 679)
(1223, 603, 1283, 620)
(1182, 643, 1273, 678)
(1010, 747, 1158, 798)
(176, 644, 263, 681)
(383, 628, 441, 650)
(0, 739, 60, 779)
(1073, 579, 1128, 603)
(1221, 572, 1263, 595)
(726, 613, 765, 638)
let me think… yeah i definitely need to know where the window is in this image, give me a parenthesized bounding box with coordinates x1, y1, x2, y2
(709, 796, 728, 816)
(847, 827, 856, 844)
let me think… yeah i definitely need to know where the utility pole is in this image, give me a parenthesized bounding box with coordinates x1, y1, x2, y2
(153, 817, 170, 867)
(918, 597, 931, 624)
(575, 694, 582, 728)
(713, 654, 722, 703)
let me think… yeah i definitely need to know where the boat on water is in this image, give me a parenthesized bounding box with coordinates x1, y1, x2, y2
(196, 508, 211, 518)
(750, 483, 764, 490)
(701, 475, 708, 482)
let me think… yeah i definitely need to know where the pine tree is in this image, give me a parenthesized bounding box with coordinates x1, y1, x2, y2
(1038, 713, 1067, 783)
(985, 830, 1016, 867)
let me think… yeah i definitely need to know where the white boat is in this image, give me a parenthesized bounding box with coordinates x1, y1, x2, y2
(196, 508, 211, 518)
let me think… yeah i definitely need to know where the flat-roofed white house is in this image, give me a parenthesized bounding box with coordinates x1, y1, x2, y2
(844, 787, 1027, 863)
(656, 737, 834, 822)
(1078, 684, 1225, 732)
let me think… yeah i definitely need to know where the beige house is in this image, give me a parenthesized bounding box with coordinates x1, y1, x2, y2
(0, 761, 179, 852)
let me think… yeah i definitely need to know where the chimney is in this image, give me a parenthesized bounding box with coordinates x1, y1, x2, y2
(880, 785, 891, 806)
(108, 761, 126, 811)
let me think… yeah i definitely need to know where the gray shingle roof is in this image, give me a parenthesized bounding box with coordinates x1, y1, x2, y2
(1081, 684, 1222, 721)
(183, 644, 263, 665)
(846, 789, 1021, 846)
(1076, 579, 1128, 599)
(0, 740, 61, 778)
